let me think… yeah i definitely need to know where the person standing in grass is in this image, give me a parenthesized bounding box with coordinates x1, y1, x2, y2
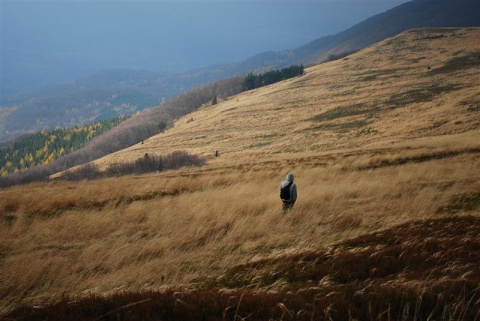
(280, 172, 297, 211)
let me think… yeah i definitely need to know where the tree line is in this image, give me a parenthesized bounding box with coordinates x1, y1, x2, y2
(242, 65, 304, 91)
(0, 116, 128, 176)
(63, 151, 205, 181)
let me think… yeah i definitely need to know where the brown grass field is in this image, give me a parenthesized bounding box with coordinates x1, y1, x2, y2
(1, 28, 479, 320)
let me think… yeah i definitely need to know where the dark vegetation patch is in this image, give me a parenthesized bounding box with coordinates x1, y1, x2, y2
(307, 103, 375, 133)
(0, 244, 9, 263)
(63, 151, 205, 181)
(311, 103, 379, 121)
(304, 120, 371, 133)
(385, 83, 463, 108)
(408, 56, 426, 64)
(242, 65, 304, 91)
(1, 201, 19, 214)
(436, 191, 480, 215)
(359, 68, 406, 82)
(1, 214, 16, 227)
(460, 99, 480, 113)
(4, 216, 479, 321)
(428, 51, 480, 75)
(247, 142, 273, 150)
(425, 119, 449, 130)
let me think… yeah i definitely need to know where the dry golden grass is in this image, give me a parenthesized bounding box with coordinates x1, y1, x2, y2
(1, 149, 478, 313)
(91, 28, 480, 167)
(1, 28, 479, 316)
(4, 211, 479, 320)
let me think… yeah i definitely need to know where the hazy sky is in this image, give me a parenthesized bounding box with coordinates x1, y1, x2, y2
(1, 0, 410, 92)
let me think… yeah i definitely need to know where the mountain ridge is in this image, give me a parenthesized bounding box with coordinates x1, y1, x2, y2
(253, 0, 480, 68)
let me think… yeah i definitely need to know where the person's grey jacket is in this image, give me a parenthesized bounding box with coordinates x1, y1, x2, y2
(280, 173, 297, 203)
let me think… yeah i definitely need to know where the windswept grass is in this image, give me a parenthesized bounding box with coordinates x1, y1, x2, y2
(1, 145, 478, 316)
(0, 28, 479, 319)
(4, 216, 479, 320)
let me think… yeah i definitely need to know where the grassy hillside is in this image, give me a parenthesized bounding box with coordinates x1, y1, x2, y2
(94, 28, 479, 167)
(1, 28, 479, 319)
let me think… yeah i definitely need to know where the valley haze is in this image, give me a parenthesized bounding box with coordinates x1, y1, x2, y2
(1, 0, 409, 97)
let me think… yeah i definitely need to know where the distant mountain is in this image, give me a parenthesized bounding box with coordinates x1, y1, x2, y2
(1, 0, 478, 142)
(190, 0, 479, 77)
(0, 70, 186, 141)
(299, 0, 480, 66)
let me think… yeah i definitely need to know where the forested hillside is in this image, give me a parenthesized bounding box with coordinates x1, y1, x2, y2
(242, 65, 304, 91)
(0, 116, 128, 176)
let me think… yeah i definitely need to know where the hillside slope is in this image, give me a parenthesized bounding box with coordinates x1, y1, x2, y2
(1, 28, 479, 318)
(2, 0, 478, 142)
(95, 28, 480, 168)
